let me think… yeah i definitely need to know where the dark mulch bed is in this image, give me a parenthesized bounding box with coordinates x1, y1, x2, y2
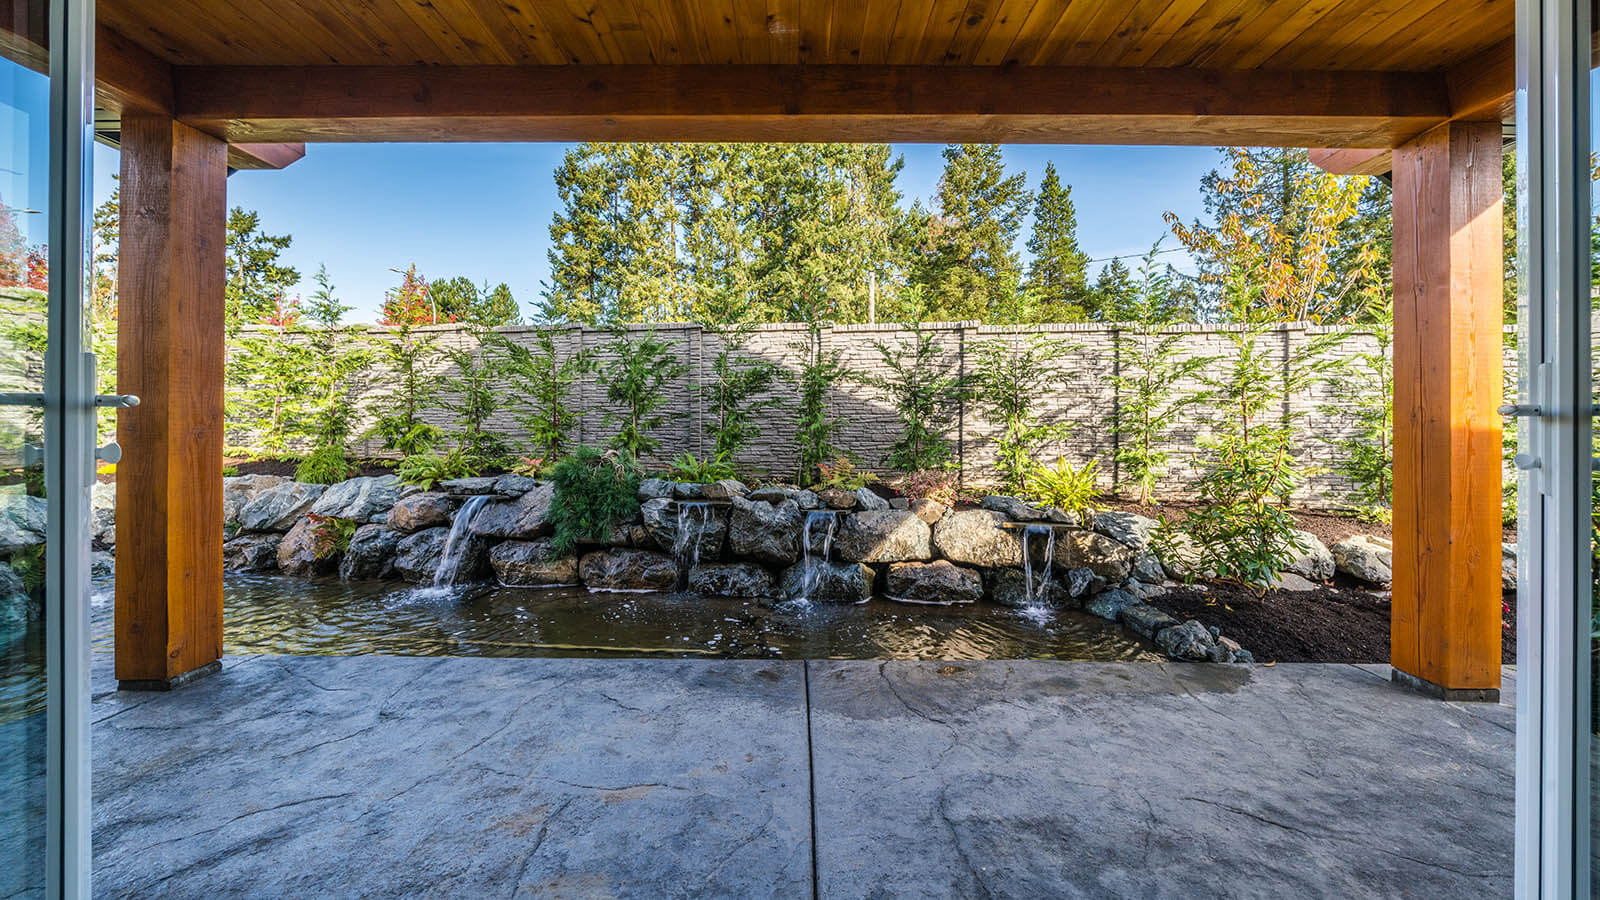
(1150, 580, 1517, 665)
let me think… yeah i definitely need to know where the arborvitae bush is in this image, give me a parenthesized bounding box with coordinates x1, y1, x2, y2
(866, 311, 967, 474)
(440, 324, 512, 467)
(596, 329, 688, 460)
(366, 321, 444, 457)
(296, 266, 372, 481)
(793, 324, 853, 487)
(970, 334, 1076, 495)
(503, 325, 593, 465)
(703, 323, 784, 462)
(548, 446, 641, 555)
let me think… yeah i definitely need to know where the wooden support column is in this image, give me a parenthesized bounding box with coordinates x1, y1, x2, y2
(114, 113, 227, 690)
(1390, 120, 1504, 701)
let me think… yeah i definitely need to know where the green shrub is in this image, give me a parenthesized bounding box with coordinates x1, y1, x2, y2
(865, 315, 967, 474)
(668, 451, 737, 484)
(396, 448, 479, 490)
(793, 325, 853, 487)
(549, 446, 641, 555)
(295, 445, 357, 485)
(1025, 458, 1100, 522)
(814, 456, 875, 492)
(969, 335, 1076, 495)
(597, 330, 688, 459)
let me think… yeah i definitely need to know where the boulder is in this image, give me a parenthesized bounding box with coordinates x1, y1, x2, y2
(439, 476, 499, 496)
(579, 549, 678, 592)
(1157, 532, 1213, 581)
(1085, 588, 1140, 622)
(986, 567, 1076, 609)
(492, 474, 539, 497)
(1502, 542, 1517, 591)
(0, 565, 36, 641)
(834, 510, 932, 563)
(469, 482, 556, 541)
(1124, 580, 1170, 601)
(1064, 566, 1107, 598)
(91, 482, 116, 546)
(1093, 510, 1159, 550)
(392, 527, 451, 583)
(222, 474, 290, 524)
(387, 492, 454, 533)
(728, 495, 803, 566)
(0, 493, 46, 553)
(888, 497, 910, 510)
(909, 498, 948, 525)
(640, 497, 729, 562)
(818, 488, 857, 510)
(883, 560, 982, 605)
(490, 538, 579, 587)
(980, 495, 1041, 521)
(1120, 603, 1180, 641)
(746, 486, 791, 504)
(238, 482, 326, 533)
(931, 510, 1022, 568)
(1284, 530, 1334, 582)
(1155, 619, 1222, 661)
(637, 478, 675, 501)
(1270, 572, 1319, 592)
(339, 524, 400, 580)
(91, 551, 115, 579)
(223, 533, 282, 572)
(277, 516, 340, 577)
(779, 560, 873, 604)
(671, 481, 705, 500)
(1052, 530, 1134, 582)
(688, 562, 777, 599)
(802, 510, 845, 557)
(1330, 535, 1393, 587)
(855, 487, 890, 511)
(310, 475, 402, 522)
(1131, 550, 1165, 585)
(701, 479, 748, 501)
(792, 489, 822, 511)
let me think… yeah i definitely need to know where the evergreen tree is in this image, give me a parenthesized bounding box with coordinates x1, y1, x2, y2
(224, 207, 299, 330)
(477, 282, 520, 325)
(597, 329, 689, 459)
(1091, 258, 1138, 321)
(546, 145, 619, 324)
(380, 264, 436, 325)
(1024, 162, 1091, 321)
(703, 323, 785, 462)
(295, 267, 373, 483)
(429, 276, 479, 323)
(365, 321, 443, 455)
(0, 194, 28, 286)
(440, 324, 512, 466)
(916, 144, 1030, 322)
(503, 326, 593, 464)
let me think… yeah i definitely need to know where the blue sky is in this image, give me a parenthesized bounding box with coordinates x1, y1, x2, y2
(90, 141, 1223, 323)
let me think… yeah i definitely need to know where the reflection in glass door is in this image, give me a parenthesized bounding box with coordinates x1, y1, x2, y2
(1, 0, 95, 895)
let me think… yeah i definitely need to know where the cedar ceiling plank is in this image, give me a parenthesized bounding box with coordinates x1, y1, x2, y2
(1144, 0, 1257, 68)
(1084, 0, 1177, 67)
(834, 0, 870, 63)
(885, 0, 934, 64)
(387, 0, 478, 62)
(972, 0, 1043, 66)
(436, 0, 524, 64)
(856, 0, 898, 65)
(1066, 0, 1143, 66)
(542, 0, 617, 64)
(1116, 0, 1209, 67)
(941, 0, 1003, 65)
(995, 0, 1071, 67)
(633, 0, 690, 63)
(240, 0, 368, 64)
(1027, 0, 1114, 65)
(1231, 0, 1347, 70)
(732, 0, 772, 63)
(1190, 0, 1319, 68)
(593, 0, 657, 66)
(1356, 0, 1512, 72)
(101, 0, 275, 65)
(486, 0, 571, 64)
(768, 0, 802, 64)
(699, 0, 741, 64)
(914, 0, 967, 64)
(1256, 0, 1389, 69)
(1293, 0, 1454, 70)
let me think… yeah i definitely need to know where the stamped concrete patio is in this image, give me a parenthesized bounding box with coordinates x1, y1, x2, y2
(91, 655, 1514, 898)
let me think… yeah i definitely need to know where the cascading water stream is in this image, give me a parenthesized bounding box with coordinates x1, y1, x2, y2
(1020, 523, 1056, 616)
(673, 501, 713, 589)
(798, 510, 839, 603)
(433, 494, 490, 587)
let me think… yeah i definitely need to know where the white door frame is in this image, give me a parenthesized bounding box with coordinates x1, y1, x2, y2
(1514, 0, 1595, 896)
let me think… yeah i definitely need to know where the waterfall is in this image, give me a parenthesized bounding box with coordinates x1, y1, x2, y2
(673, 501, 713, 589)
(433, 494, 489, 587)
(798, 510, 839, 603)
(1020, 524, 1056, 611)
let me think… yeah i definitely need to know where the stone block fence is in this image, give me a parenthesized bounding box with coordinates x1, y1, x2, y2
(230, 319, 1527, 512)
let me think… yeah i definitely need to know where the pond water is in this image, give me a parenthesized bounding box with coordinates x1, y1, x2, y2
(2, 574, 1160, 721)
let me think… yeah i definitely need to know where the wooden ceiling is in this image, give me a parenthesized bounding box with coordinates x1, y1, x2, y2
(99, 0, 1511, 72)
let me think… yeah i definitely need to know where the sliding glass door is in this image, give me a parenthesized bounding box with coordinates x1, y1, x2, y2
(0, 0, 95, 895)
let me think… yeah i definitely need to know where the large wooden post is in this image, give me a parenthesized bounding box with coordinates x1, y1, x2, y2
(114, 114, 228, 690)
(1390, 120, 1505, 701)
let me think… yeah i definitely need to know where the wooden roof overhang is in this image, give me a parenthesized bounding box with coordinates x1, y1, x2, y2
(6, 1, 1523, 161)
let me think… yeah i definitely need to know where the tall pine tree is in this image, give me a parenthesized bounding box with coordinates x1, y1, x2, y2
(1023, 162, 1091, 321)
(916, 144, 1030, 322)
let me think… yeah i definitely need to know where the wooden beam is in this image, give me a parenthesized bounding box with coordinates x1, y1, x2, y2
(227, 142, 307, 171)
(95, 24, 174, 115)
(1389, 120, 1504, 700)
(1307, 148, 1392, 177)
(115, 113, 227, 690)
(171, 63, 1452, 147)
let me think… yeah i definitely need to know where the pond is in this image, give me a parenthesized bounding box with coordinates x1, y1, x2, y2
(1, 574, 1161, 722)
